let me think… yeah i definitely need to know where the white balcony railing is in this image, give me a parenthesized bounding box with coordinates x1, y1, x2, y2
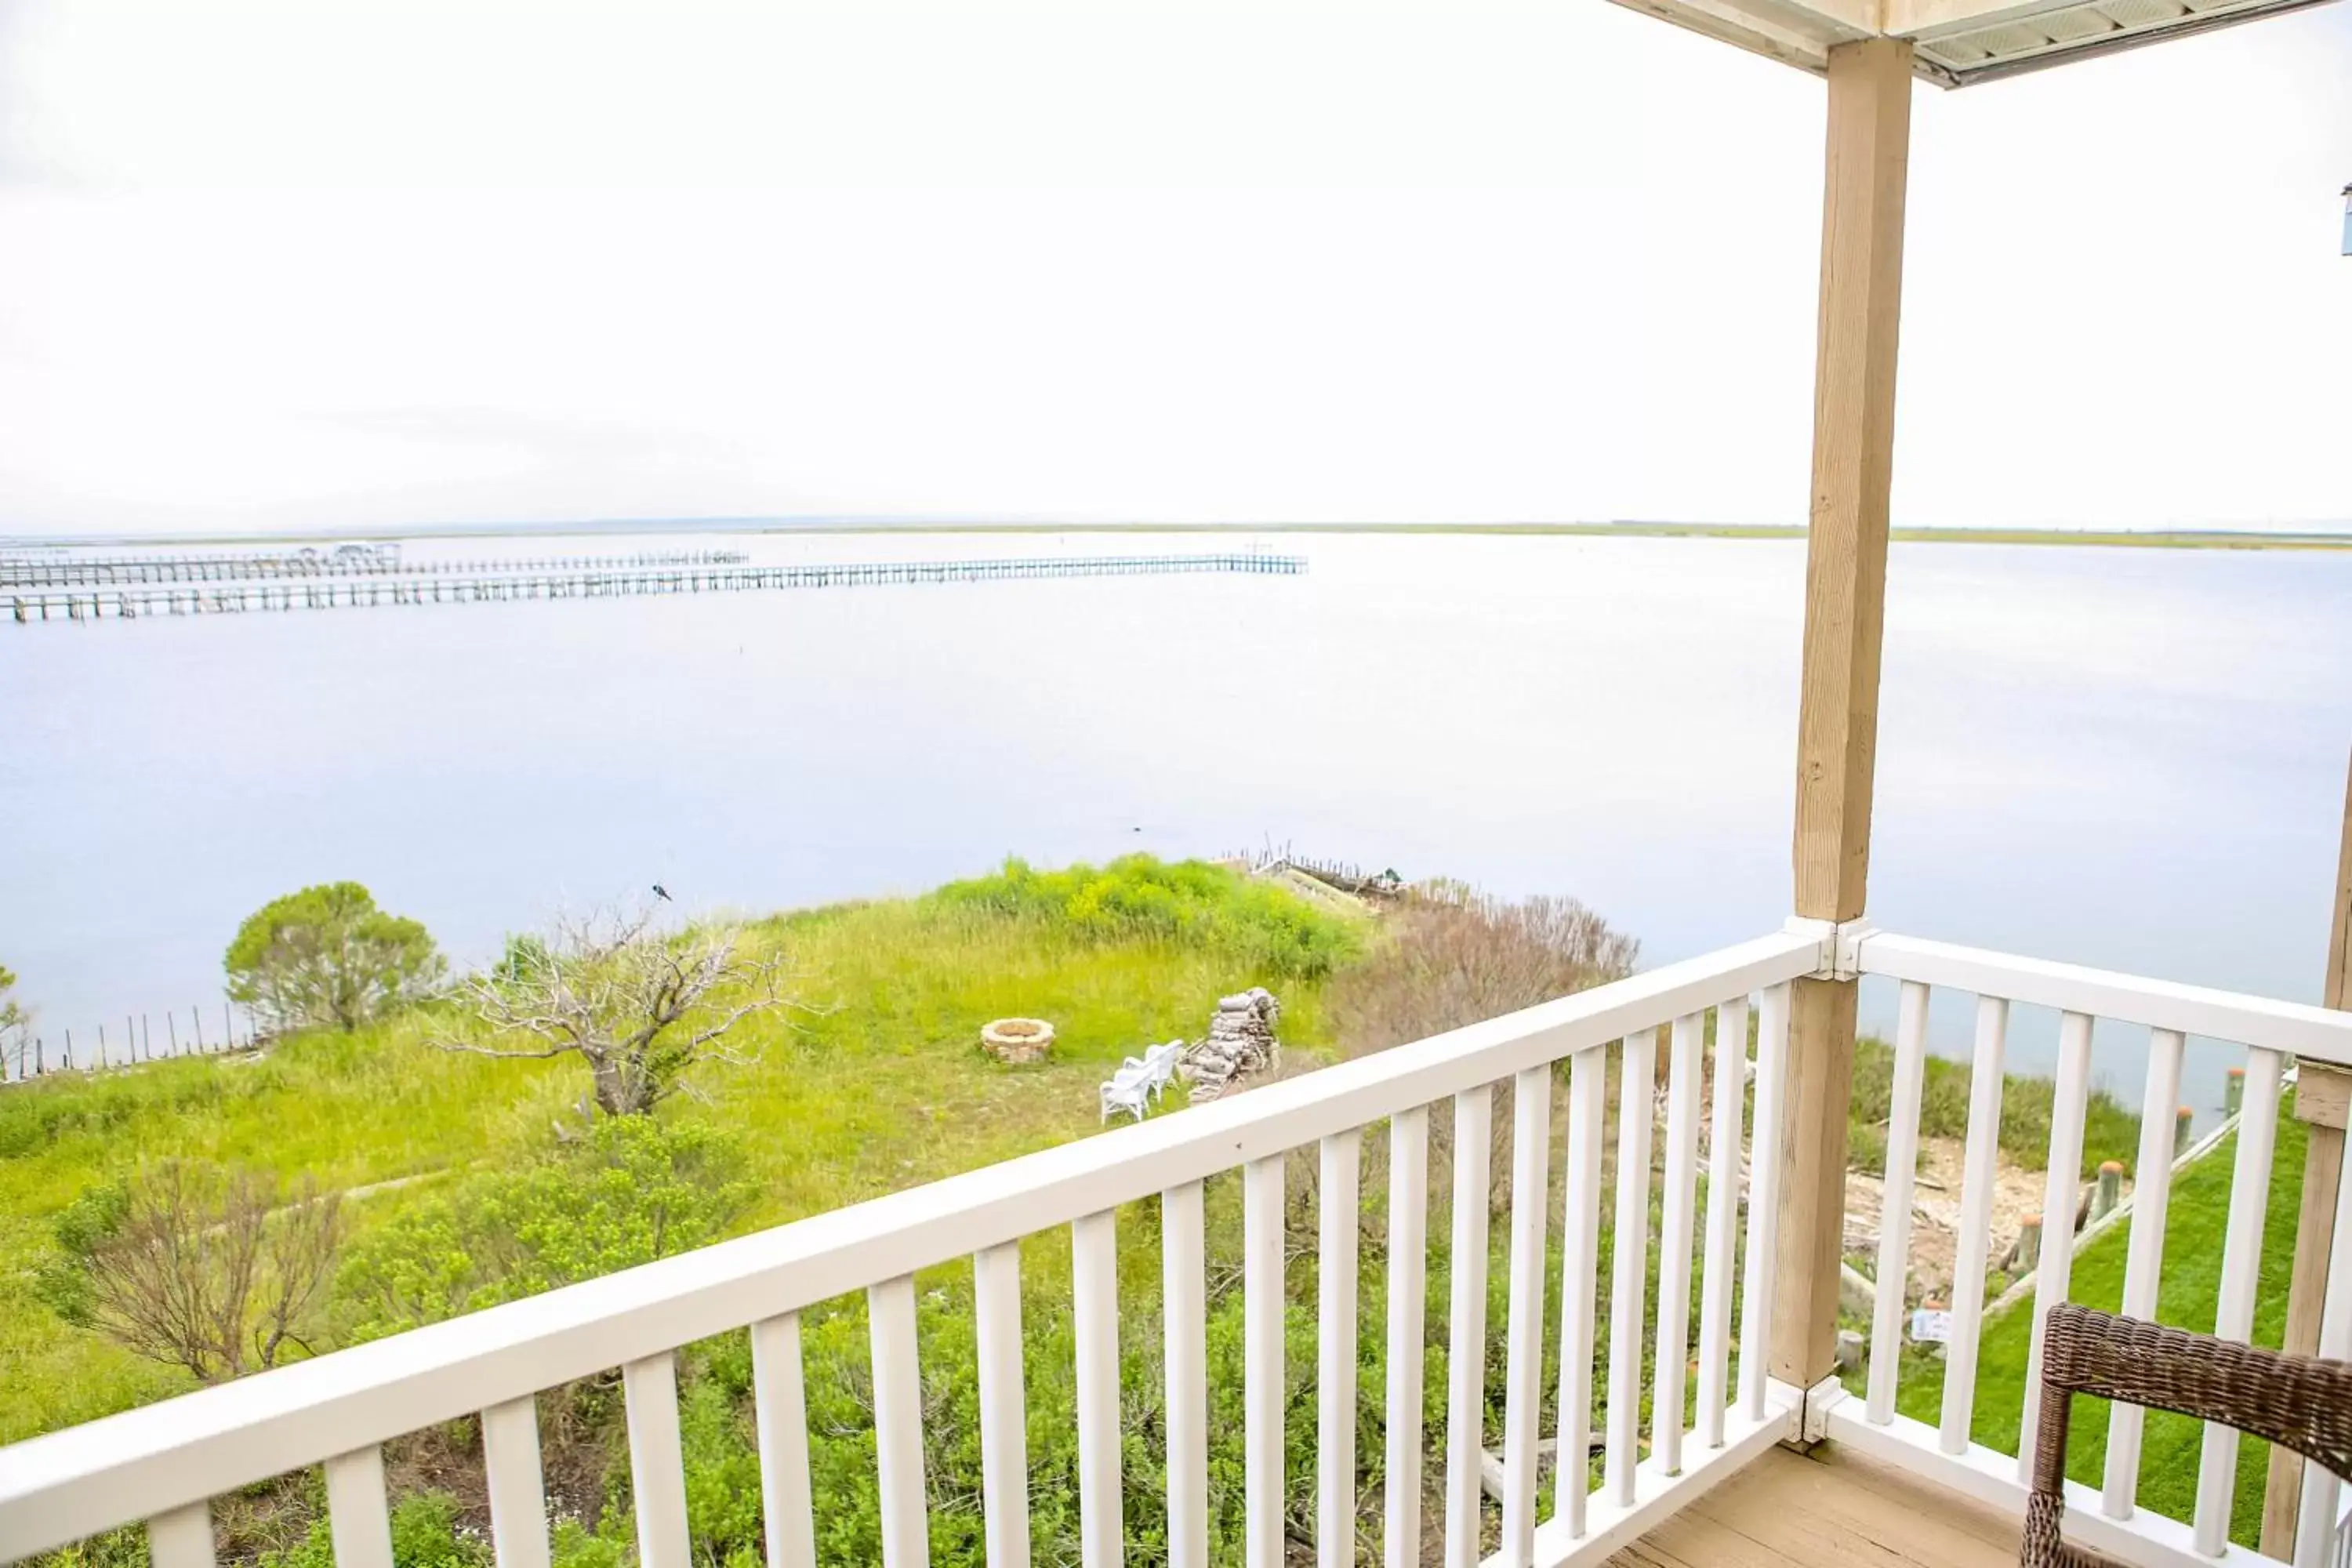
(1824, 931, 2352, 1568)
(2, 924, 2347, 1568)
(0, 928, 1821, 1568)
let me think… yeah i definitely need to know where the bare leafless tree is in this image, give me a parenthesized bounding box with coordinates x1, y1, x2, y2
(436, 910, 796, 1116)
(1327, 882, 1639, 1058)
(76, 1163, 344, 1382)
(1327, 883, 1640, 1218)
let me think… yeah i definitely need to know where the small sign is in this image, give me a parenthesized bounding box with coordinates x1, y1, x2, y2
(1911, 1308, 1955, 1344)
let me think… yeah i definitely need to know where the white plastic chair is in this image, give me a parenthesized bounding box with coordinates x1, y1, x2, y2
(1100, 1058, 1153, 1122)
(1101, 1040, 1186, 1122)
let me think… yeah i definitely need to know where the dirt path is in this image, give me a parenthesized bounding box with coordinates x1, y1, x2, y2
(1842, 1136, 2120, 1304)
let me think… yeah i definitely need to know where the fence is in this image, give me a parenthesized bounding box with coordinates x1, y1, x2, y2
(1826, 931, 2352, 1568)
(2, 1002, 262, 1084)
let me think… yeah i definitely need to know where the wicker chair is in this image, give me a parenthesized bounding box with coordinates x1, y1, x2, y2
(2024, 1302, 2352, 1567)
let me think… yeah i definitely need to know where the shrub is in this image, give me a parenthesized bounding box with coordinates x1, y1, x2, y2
(336, 1119, 756, 1341)
(37, 1162, 343, 1382)
(931, 856, 1361, 980)
(226, 883, 442, 1034)
(765, 1261, 1327, 1568)
(1327, 883, 1639, 1057)
(260, 1491, 489, 1568)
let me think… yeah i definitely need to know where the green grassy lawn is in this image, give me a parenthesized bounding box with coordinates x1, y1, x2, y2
(1889, 1105, 2309, 1549)
(0, 869, 1351, 1444)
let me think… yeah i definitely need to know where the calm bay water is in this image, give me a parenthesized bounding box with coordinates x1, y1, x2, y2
(4, 529, 2347, 1120)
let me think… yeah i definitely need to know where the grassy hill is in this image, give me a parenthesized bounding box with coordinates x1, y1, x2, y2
(0, 857, 1360, 1446)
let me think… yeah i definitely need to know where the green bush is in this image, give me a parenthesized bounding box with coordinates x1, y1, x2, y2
(336, 1119, 756, 1341)
(546, 1519, 629, 1568)
(226, 882, 443, 1035)
(931, 857, 1361, 981)
(260, 1492, 488, 1568)
(30, 1180, 131, 1324)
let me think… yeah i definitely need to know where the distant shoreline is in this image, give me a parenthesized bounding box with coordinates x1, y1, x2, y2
(9, 519, 2351, 551)
(803, 521, 2352, 550)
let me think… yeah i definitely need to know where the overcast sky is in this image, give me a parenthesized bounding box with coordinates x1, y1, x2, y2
(0, 0, 2346, 538)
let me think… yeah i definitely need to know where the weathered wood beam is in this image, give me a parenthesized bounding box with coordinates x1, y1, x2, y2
(2260, 748, 2352, 1559)
(2330, 750, 2352, 1014)
(1772, 35, 1913, 1394)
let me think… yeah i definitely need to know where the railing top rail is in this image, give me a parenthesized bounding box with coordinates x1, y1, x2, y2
(0, 927, 1817, 1559)
(1857, 931, 2352, 1065)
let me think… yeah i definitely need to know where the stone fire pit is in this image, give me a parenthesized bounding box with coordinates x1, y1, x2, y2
(979, 1018, 1055, 1064)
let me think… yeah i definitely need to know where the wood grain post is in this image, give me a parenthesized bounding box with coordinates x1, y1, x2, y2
(2259, 747, 2352, 1560)
(1770, 36, 1913, 1397)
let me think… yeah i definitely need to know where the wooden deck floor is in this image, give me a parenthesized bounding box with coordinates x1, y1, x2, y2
(1610, 1443, 2023, 1568)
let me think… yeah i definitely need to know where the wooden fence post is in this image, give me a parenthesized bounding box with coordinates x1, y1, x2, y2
(2260, 747, 2352, 1559)
(1770, 35, 1914, 1400)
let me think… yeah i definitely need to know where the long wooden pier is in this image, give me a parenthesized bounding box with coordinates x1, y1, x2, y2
(9, 551, 1305, 624)
(0, 547, 746, 587)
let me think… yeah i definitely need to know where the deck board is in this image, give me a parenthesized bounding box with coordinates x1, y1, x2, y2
(1609, 1443, 2021, 1568)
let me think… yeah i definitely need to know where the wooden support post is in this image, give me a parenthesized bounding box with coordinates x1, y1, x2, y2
(2259, 748, 2352, 1560)
(1771, 35, 1913, 1396)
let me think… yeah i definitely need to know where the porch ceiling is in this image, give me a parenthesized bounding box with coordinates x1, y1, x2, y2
(1605, 0, 2341, 85)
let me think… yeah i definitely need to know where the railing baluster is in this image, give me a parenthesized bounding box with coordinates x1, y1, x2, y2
(1606, 1029, 1658, 1507)
(1443, 1086, 1494, 1568)
(1501, 1068, 1553, 1566)
(1866, 982, 1930, 1426)
(1697, 996, 1748, 1449)
(324, 1446, 395, 1568)
(1653, 1013, 1704, 1476)
(147, 1501, 216, 1568)
(1164, 1181, 1210, 1568)
(2193, 1047, 2284, 1555)
(481, 1396, 552, 1568)
(2291, 1126, 2352, 1568)
(1939, 996, 2010, 1456)
(2016, 1010, 2096, 1486)
(972, 1248, 1030, 1568)
(2100, 1027, 2185, 1519)
(1740, 985, 1790, 1421)
(869, 1276, 931, 1568)
(1244, 1155, 1287, 1568)
(623, 1353, 691, 1568)
(1319, 1131, 1363, 1568)
(1555, 1047, 1606, 1535)
(1074, 1210, 1123, 1568)
(1384, 1108, 1429, 1568)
